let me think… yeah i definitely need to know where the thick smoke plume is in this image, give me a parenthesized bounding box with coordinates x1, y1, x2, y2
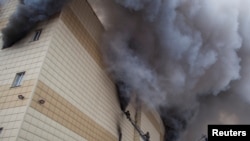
(95, 0, 250, 140)
(2, 0, 69, 48)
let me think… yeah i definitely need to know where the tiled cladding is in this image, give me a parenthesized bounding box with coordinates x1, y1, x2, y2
(141, 112, 161, 141)
(39, 18, 122, 136)
(0, 3, 57, 140)
(60, 5, 103, 67)
(143, 109, 164, 136)
(30, 80, 116, 141)
(118, 104, 138, 141)
(68, 0, 104, 43)
(0, 17, 56, 110)
(0, 106, 26, 141)
(18, 107, 87, 141)
(0, 19, 56, 84)
(0, 0, 19, 28)
(0, 80, 35, 110)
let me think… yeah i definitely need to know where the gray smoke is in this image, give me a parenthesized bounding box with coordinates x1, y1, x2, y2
(2, 0, 69, 48)
(0, 0, 6, 6)
(95, 0, 250, 140)
(0, 0, 6, 14)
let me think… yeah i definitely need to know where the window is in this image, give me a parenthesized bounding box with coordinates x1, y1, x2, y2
(0, 127, 3, 134)
(32, 29, 42, 41)
(12, 72, 25, 87)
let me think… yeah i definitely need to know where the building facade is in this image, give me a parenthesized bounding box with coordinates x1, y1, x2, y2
(0, 0, 163, 141)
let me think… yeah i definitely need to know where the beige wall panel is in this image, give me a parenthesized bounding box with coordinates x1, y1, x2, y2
(31, 81, 117, 141)
(68, 0, 104, 43)
(118, 104, 137, 141)
(0, 80, 35, 110)
(0, 1, 60, 140)
(0, 16, 57, 111)
(60, 6, 103, 67)
(39, 20, 122, 136)
(141, 112, 161, 141)
(0, 0, 19, 28)
(17, 107, 87, 141)
(0, 106, 26, 141)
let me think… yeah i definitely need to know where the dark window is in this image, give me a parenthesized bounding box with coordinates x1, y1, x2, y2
(32, 29, 42, 41)
(0, 127, 3, 134)
(12, 72, 25, 87)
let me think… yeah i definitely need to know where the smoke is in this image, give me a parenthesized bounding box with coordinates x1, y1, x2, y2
(160, 106, 197, 141)
(0, 0, 6, 6)
(179, 93, 250, 141)
(1, 0, 69, 48)
(115, 81, 132, 112)
(97, 0, 250, 140)
(2, 0, 250, 140)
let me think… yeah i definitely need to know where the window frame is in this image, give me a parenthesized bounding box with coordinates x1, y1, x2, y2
(11, 72, 25, 87)
(32, 29, 42, 41)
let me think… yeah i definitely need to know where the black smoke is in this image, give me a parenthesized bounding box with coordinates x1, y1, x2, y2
(90, 0, 250, 141)
(159, 106, 197, 141)
(115, 81, 131, 112)
(2, 0, 69, 48)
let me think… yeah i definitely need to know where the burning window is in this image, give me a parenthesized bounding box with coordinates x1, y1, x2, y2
(32, 29, 42, 41)
(12, 72, 25, 87)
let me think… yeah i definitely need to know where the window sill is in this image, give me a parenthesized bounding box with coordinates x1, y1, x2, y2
(10, 85, 21, 88)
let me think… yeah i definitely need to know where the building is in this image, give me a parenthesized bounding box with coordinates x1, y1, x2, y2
(0, 0, 164, 141)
